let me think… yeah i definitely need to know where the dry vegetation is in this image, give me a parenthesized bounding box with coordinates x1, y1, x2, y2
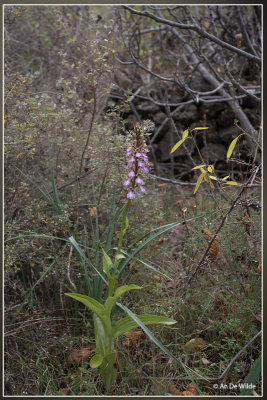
(4, 5, 262, 396)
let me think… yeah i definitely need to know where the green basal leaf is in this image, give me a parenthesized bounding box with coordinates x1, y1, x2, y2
(100, 352, 117, 391)
(111, 314, 176, 339)
(65, 293, 106, 319)
(90, 352, 103, 368)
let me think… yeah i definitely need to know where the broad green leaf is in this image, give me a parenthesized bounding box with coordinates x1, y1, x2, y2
(192, 164, 207, 170)
(94, 314, 112, 356)
(192, 127, 209, 131)
(240, 354, 261, 395)
(226, 134, 243, 162)
(65, 293, 106, 319)
(90, 352, 103, 368)
(102, 248, 113, 275)
(105, 284, 141, 315)
(194, 172, 205, 194)
(111, 314, 176, 339)
(114, 284, 141, 299)
(100, 352, 117, 391)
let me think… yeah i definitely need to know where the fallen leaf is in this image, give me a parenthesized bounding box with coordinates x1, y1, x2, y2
(153, 274, 161, 282)
(129, 262, 138, 274)
(65, 347, 94, 367)
(123, 329, 143, 346)
(182, 338, 208, 353)
(202, 357, 211, 365)
(155, 237, 169, 246)
(90, 207, 97, 217)
(157, 183, 167, 188)
(169, 384, 182, 395)
(182, 383, 198, 396)
(257, 261, 262, 276)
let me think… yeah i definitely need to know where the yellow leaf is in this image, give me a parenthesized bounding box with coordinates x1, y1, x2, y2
(222, 175, 230, 181)
(194, 172, 205, 194)
(192, 127, 209, 131)
(192, 164, 207, 170)
(226, 134, 243, 162)
(170, 139, 184, 154)
(203, 173, 214, 188)
(182, 129, 189, 140)
(207, 165, 214, 173)
(224, 181, 238, 185)
(209, 175, 218, 181)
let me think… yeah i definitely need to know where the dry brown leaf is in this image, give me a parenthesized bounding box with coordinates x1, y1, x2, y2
(182, 338, 208, 353)
(257, 261, 262, 276)
(123, 329, 143, 346)
(182, 383, 198, 396)
(129, 262, 138, 274)
(201, 357, 211, 365)
(157, 183, 167, 188)
(155, 237, 169, 246)
(168, 384, 182, 395)
(202, 229, 220, 261)
(65, 347, 94, 367)
(90, 206, 97, 217)
(153, 274, 161, 282)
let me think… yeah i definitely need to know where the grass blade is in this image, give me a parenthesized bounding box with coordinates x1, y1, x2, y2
(240, 354, 261, 395)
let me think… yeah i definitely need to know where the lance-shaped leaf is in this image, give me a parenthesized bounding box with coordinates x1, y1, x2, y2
(65, 293, 106, 319)
(170, 129, 188, 154)
(105, 284, 141, 315)
(192, 127, 209, 131)
(111, 314, 176, 339)
(224, 181, 238, 185)
(226, 134, 243, 162)
(194, 172, 205, 194)
(192, 164, 207, 170)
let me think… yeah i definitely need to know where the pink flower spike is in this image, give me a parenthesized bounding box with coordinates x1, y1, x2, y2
(128, 156, 135, 163)
(127, 191, 135, 199)
(126, 147, 132, 155)
(123, 179, 130, 186)
(135, 152, 142, 158)
(142, 154, 148, 161)
(138, 161, 144, 167)
(135, 176, 144, 185)
(141, 166, 149, 173)
(128, 170, 135, 178)
(139, 186, 146, 193)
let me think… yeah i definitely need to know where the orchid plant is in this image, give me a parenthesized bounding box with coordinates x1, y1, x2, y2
(65, 122, 176, 392)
